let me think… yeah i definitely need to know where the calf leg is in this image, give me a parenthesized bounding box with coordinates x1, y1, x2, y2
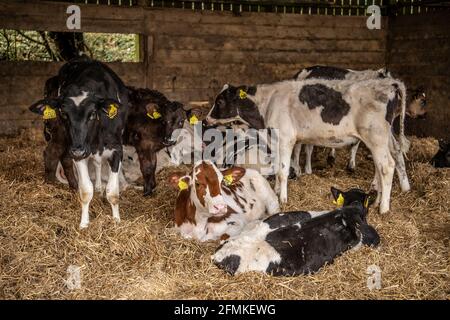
(138, 150, 157, 196)
(61, 154, 78, 190)
(347, 141, 360, 172)
(255, 174, 280, 215)
(291, 143, 302, 177)
(44, 142, 64, 183)
(389, 134, 410, 192)
(278, 141, 295, 204)
(118, 168, 129, 192)
(304, 144, 313, 174)
(74, 159, 93, 229)
(106, 151, 122, 223)
(369, 146, 395, 214)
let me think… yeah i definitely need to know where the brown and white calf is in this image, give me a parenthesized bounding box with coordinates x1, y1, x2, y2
(206, 78, 410, 214)
(169, 160, 280, 241)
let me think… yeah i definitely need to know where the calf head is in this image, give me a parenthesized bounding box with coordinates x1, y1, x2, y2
(431, 140, 450, 168)
(161, 101, 187, 146)
(206, 84, 264, 129)
(170, 161, 245, 216)
(331, 187, 380, 247)
(407, 88, 427, 119)
(331, 187, 377, 217)
(128, 87, 187, 146)
(29, 88, 123, 160)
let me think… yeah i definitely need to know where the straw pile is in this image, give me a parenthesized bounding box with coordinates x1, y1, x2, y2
(0, 130, 448, 299)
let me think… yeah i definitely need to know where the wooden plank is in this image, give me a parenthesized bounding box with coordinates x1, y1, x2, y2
(154, 49, 384, 64)
(148, 8, 388, 28)
(156, 35, 385, 52)
(0, 0, 145, 33)
(388, 51, 450, 65)
(149, 21, 387, 40)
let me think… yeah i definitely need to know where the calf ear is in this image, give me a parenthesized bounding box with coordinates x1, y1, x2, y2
(221, 166, 246, 185)
(186, 107, 204, 124)
(330, 186, 344, 203)
(145, 103, 162, 120)
(168, 173, 190, 190)
(29, 99, 58, 115)
(99, 99, 121, 119)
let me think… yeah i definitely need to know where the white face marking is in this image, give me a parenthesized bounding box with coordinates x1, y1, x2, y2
(69, 91, 89, 107)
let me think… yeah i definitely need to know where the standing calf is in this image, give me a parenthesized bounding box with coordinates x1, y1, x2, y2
(206, 77, 410, 213)
(291, 65, 426, 175)
(29, 57, 129, 228)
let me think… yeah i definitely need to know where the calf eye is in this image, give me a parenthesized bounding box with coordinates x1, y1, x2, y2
(89, 111, 97, 120)
(60, 111, 68, 120)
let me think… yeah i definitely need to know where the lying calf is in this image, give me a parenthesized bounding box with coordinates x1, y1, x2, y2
(169, 160, 280, 242)
(213, 187, 380, 276)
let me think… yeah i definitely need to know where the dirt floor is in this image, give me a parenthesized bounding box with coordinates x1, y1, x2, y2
(0, 129, 448, 299)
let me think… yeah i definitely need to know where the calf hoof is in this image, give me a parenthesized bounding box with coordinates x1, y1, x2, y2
(288, 167, 297, 180)
(143, 188, 154, 197)
(346, 165, 355, 173)
(79, 221, 89, 229)
(327, 156, 336, 166)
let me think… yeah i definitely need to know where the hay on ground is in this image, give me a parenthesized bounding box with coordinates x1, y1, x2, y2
(0, 131, 448, 299)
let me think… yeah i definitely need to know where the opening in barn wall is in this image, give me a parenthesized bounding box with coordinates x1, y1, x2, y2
(0, 0, 449, 303)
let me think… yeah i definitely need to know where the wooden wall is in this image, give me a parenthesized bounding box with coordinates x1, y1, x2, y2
(1, 0, 388, 135)
(386, 11, 450, 140)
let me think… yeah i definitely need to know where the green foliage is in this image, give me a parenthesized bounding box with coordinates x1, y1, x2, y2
(0, 30, 137, 62)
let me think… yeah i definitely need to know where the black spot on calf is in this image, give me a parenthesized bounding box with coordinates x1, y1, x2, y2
(303, 65, 349, 80)
(215, 254, 241, 275)
(264, 211, 312, 229)
(385, 84, 400, 124)
(298, 84, 350, 125)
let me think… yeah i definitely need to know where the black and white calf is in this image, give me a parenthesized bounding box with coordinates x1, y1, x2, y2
(29, 57, 129, 228)
(207, 77, 410, 213)
(292, 66, 427, 175)
(213, 187, 380, 276)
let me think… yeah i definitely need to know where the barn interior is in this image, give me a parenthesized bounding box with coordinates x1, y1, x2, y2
(0, 0, 449, 299)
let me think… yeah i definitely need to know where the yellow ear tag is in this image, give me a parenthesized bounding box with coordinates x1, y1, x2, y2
(178, 179, 188, 191)
(223, 174, 233, 186)
(333, 193, 345, 207)
(239, 89, 247, 99)
(364, 197, 369, 208)
(108, 104, 118, 119)
(42, 105, 56, 120)
(147, 110, 161, 120)
(189, 114, 199, 125)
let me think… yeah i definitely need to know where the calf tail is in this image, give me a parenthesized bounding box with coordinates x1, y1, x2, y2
(396, 81, 410, 155)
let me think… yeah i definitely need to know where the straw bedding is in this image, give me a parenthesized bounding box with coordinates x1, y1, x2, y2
(0, 129, 448, 299)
